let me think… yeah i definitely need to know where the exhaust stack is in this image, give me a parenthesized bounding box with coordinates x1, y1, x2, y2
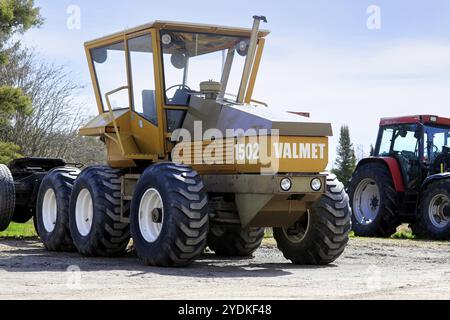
(237, 15, 267, 104)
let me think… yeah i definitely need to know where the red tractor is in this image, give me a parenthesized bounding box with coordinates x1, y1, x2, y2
(348, 115, 450, 240)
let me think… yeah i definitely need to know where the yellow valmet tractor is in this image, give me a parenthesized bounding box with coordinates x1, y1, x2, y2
(0, 17, 351, 267)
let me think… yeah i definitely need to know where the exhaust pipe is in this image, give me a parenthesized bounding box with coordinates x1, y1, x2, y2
(237, 15, 267, 104)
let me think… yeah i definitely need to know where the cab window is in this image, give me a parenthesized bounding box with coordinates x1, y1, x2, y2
(128, 34, 158, 126)
(91, 41, 128, 111)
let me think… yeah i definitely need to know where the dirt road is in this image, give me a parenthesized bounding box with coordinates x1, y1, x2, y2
(0, 237, 448, 300)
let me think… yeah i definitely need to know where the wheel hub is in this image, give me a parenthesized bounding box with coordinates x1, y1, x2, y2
(353, 178, 381, 225)
(152, 208, 163, 223)
(428, 194, 450, 228)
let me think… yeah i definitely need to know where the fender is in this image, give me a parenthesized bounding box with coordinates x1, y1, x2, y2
(356, 157, 405, 192)
(422, 172, 450, 190)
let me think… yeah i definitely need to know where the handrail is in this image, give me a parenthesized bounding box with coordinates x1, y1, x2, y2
(105, 86, 129, 156)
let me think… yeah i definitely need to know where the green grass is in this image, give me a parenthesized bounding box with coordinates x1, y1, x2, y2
(0, 221, 37, 238)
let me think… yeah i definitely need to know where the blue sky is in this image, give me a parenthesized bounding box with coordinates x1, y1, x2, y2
(21, 0, 450, 164)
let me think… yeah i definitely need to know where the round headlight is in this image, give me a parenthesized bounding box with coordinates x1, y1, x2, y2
(311, 178, 322, 192)
(280, 178, 292, 192)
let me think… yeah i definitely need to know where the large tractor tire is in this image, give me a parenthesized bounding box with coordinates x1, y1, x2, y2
(415, 180, 450, 240)
(348, 163, 401, 237)
(36, 167, 80, 251)
(0, 164, 15, 232)
(273, 174, 351, 265)
(207, 225, 264, 257)
(69, 166, 130, 257)
(130, 163, 209, 267)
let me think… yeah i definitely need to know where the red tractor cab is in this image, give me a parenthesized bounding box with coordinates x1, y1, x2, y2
(348, 115, 450, 239)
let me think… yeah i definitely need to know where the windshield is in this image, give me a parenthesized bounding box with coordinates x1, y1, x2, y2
(378, 125, 420, 157)
(160, 30, 250, 105)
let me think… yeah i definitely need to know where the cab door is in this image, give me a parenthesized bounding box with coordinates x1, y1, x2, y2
(126, 30, 165, 157)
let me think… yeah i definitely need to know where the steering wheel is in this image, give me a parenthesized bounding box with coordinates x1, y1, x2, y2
(165, 84, 192, 95)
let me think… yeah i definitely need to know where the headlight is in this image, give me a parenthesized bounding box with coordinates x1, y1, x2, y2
(311, 178, 322, 192)
(280, 178, 292, 192)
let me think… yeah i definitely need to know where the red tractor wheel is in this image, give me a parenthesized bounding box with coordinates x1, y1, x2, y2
(348, 163, 401, 237)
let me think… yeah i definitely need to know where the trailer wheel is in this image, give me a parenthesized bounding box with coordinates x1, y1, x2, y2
(273, 174, 351, 265)
(36, 167, 80, 251)
(130, 163, 209, 267)
(416, 180, 450, 240)
(347, 163, 401, 237)
(12, 205, 34, 224)
(0, 164, 15, 232)
(207, 225, 264, 257)
(69, 166, 130, 257)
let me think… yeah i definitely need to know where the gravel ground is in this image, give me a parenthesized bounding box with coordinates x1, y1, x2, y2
(0, 237, 449, 300)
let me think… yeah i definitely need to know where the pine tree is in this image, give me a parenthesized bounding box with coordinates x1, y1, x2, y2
(332, 125, 357, 185)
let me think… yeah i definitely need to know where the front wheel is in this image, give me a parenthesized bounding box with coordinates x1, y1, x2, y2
(274, 174, 351, 265)
(348, 163, 401, 237)
(416, 180, 450, 240)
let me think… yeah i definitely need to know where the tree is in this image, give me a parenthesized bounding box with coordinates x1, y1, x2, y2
(0, 44, 106, 165)
(332, 125, 357, 185)
(0, 0, 42, 162)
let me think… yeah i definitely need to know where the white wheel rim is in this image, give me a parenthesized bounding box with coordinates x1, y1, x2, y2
(428, 194, 450, 229)
(139, 188, 164, 243)
(75, 188, 94, 237)
(42, 189, 57, 233)
(353, 178, 381, 226)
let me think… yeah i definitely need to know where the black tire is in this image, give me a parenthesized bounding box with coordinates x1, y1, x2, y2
(12, 205, 34, 224)
(348, 163, 401, 237)
(0, 164, 15, 232)
(36, 167, 80, 251)
(207, 225, 264, 257)
(69, 166, 130, 257)
(273, 174, 351, 265)
(416, 180, 450, 240)
(130, 163, 209, 267)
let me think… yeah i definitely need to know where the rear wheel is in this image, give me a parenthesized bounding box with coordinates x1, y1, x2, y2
(0, 164, 15, 232)
(348, 163, 401, 237)
(69, 166, 130, 257)
(36, 167, 80, 251)
(274, 174, 351, 265)
(208, 225, 264, 257)
(12, 205, 34, 224)
(416, 180, 450, 240)
(130, 163, 209, 267)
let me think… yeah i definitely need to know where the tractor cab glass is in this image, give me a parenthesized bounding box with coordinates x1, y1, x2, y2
(90, 34, 158, 125)
(424, 125, 450, 165)
(378, 125, 420, 159)
(160, 31, 250, 105)
(378, 124, 422, 188)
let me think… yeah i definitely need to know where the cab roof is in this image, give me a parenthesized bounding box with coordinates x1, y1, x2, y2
(380, 115, 450, 127)
(85, 20, 270, 47)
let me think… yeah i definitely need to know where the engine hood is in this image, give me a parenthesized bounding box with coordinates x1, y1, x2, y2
(180, 96, 333, 140)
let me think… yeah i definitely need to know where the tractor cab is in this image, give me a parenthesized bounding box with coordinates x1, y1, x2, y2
(374, 115, 450, 189)
(349, 115, 450, 240)
(79, 18, 271, 167)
